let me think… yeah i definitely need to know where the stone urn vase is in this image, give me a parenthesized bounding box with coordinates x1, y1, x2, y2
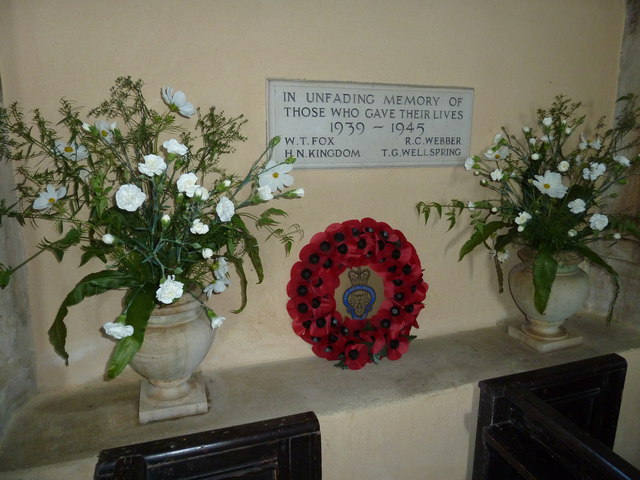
(508, 247, 590, 351)
(129, 291, 215, 423)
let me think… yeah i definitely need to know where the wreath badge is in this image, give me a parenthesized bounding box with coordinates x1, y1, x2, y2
(287, 218, 428, 370)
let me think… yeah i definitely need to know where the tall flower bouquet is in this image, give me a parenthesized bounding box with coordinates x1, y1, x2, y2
(417, 95, 640, 322)
(0, 77, 303, 378)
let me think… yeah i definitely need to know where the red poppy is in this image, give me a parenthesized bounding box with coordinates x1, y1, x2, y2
(344, 343, 370, 370)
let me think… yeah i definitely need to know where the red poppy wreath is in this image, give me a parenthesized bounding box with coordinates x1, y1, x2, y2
(286, 218, 428, 370)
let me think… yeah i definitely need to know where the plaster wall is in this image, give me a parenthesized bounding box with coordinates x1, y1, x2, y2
(0, 0, 630, 392)
(0, 77, 36, 438)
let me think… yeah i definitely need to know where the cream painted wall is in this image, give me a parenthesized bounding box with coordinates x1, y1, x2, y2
(0, 0, 627, 391)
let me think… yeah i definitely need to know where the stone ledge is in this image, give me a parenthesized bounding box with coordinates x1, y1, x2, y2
(1, 314, 639, 479)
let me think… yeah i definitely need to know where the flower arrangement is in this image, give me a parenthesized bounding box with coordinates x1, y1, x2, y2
(416, 95, 640, 321)
(0, 77, 304, 378)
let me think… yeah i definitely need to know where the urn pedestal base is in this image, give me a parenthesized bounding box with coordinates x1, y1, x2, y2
(508, 324, 582, 353)
(138, 371, 208, 424)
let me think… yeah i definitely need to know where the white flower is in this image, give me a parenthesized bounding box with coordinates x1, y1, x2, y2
(155, 275, 184, 304)
(590, 137, 602, 150)
(484, 145, 509, 161)
(582, 162, 606, 181)
(94, 120, 117, 143)
(202, 248, 213, 259)
(115, 184, 146, 212)
(557, 160, 570, 172)
(522, 127, 531, 133)
(161, 87, 196, 117)
(567, 198, 586, 214)
(579, 134, 589, 150)
(613, 232, 621, 240)
(492, 132, 503, 144)
(214, 257, 229, 280)
(529, 138, 537, 146)
(212, 279, 229, 293)
(614, 155, 630, 167)
(163, 138, 188, 156)
(515, 211, 532, 226)
(565, 127, 572, 135)
(55, 140, 88, 161)
(103, 322, 134, 339)
(257, 185, 273, 201)
(161, 214, 171, 226)
(216, 196, 235, 222)
(193, 186, 210, 201)
(291, 188, 304, 198)
(590, 213, 609, 231)
(464, 157, 475, 171)
(531, 153, 540, 161)
(258, 159, 295, 192)
(491, 207, 498, 213)
(568, 229, 578, 237)
(210, 315, 225, 329)
(542, 117, 553, 127)
(532, 170, 568, 198)
(190, 218, 209, 235)
(33, 184, 66, 210)
(467, 201, 475, 211)
(176, 172, 200, 197)
(138, 154, 167, 177)
(102, 233, 115, 245)
(541, 134, 554, 143)
(490, 168, 504, 181)
(490, 249, 509, 263)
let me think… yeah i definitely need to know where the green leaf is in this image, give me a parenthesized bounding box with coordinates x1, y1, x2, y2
(106, 286, 156, 379)
(532, 247, 558, 314)
(232, 215, 264, 283)
(48, 270, 139, 365)
(572, 244, 620, 324)
(226, 254, 249, 314)
(458, 221, 505, 260)
(0, 268, 11, 288)
(39, 227, 82, 262)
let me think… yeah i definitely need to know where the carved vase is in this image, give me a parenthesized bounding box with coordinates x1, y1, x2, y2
(129, 291, 215, 423)
(508, 247, 590, 343)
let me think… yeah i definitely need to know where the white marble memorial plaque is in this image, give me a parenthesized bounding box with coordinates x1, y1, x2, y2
(267, 80, 473, 168)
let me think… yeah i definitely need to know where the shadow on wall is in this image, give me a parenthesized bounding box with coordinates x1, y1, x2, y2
(0, 72, 37, 441)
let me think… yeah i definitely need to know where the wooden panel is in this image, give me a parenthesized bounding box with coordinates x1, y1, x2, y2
(94, 411, 321, 480)
(472, 354, 640, 480)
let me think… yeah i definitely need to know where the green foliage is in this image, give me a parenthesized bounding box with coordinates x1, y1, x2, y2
(417, 94, 640, 322)
(1, 77, 305, 377)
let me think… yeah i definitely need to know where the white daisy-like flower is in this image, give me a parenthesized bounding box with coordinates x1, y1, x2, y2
(55, 140, 88, 161)
(567, 198, 586, 214)
(532, 170, 568, 198)
(214, 257, 229, 280)
(258, 159, 295, 192)
(162, 138, 188, 156)
(115, 184, 146, 212)
(590, 213, 608, 231)
(216, 196, 235, 222)
(155, 275, 184, 304)
(94, 120, 117, 143)
(33, 184, 66, 210)
(138, 154, 167, 177)
(590, 137, 602, 150)
(582, 162, 606, 181)
(176, 172, 200, 197)
(102, 322, 134, 339)
(161, 87, 196, 117)
(190, 218, 209, 235)
(484, 145, 509, 161)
